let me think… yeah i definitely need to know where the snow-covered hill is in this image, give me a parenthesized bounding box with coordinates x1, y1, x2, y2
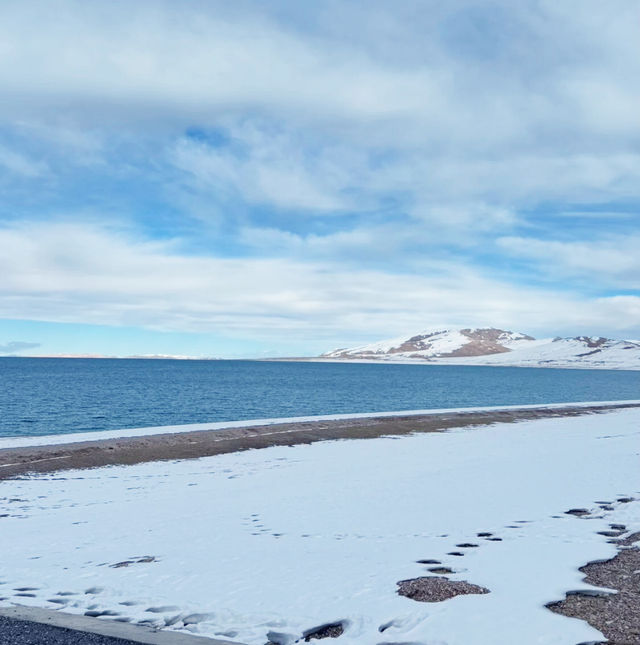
(322, 328, 640, 370)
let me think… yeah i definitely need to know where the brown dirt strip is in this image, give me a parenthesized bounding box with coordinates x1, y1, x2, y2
(1, 402, 638, 480)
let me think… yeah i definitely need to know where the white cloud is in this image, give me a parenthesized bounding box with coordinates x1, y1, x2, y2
(0, 1, 638, 230)
(497, 235, 640, 288)
(172, 129, 358, 213)
(0, 2, 441, 129)
(0, 144, 47, 177)
(377, 153, 640, 209)
(0, 2, 638, 350)
(2, 2, 638, 155)
(12, 120, 105, 165)
(0, 223, 638, 347)
(0, 340, 40, 354)
(170, 117, 640, 227)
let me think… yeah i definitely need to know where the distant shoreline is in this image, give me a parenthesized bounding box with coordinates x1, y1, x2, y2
(265, 356, 640, 370)
(3, 355, 639, 370)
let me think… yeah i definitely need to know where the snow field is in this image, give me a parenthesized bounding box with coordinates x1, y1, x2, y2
(0, 409, 639, 644)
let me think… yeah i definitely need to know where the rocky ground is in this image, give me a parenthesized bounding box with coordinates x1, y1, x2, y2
(0, 615, 140, 645)
(548, 531, 640, 644)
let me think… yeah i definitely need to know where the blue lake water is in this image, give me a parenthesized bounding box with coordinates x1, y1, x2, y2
(0, 357, 638, 438)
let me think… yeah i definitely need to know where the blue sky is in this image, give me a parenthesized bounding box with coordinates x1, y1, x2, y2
(1, 0, 639, 357)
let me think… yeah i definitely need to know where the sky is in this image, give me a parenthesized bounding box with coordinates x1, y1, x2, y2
(1, 0, 639, 358)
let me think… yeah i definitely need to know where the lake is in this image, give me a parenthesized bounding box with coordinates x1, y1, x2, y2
(0, 357, 638, 438)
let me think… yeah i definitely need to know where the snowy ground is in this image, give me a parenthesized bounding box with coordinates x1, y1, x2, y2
(1, 408, 639, 645)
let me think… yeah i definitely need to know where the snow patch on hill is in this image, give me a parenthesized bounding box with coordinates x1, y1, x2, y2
(323, 328, 640, 370)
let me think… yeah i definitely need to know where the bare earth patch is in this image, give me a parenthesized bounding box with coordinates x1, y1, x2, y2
(396, 576, 489, 602)
(547, 532, 640, 644)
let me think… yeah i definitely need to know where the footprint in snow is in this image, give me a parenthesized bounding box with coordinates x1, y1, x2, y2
(109, 556, 157, 568)
(85, 610, 119, 617)
(164, 614, 183, 627)
(429, 567, 455, 574)
(136, 619, 161, 627)
(597, 530, 625, 538)
(182, 612, 216, 625)
(145, 605, 180, 613)
(564, 508, 592, 517)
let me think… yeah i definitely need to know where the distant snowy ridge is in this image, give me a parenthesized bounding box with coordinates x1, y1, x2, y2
(322, 327, 640, 370)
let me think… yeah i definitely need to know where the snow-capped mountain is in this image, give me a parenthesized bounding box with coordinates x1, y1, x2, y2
(322, 328, 640, 370)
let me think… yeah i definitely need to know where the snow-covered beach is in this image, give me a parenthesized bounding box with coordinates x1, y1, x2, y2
(1, 404, 639, 644)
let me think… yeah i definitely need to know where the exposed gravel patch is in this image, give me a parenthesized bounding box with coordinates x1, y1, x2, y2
(396, 576, 489, 602)
(303, 622, 345, 641)
(547, 532, 640, 644)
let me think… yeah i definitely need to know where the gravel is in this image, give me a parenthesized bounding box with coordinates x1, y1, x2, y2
(0, 615, 140, 645)
(547, 532, 640, 644)
(396, 576, 489, 602)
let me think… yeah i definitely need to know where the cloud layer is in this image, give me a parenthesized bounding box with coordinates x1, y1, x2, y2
(0, 340, 41, 355)
(0, 1, 638, 352)
(0, 223, 638, 346)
